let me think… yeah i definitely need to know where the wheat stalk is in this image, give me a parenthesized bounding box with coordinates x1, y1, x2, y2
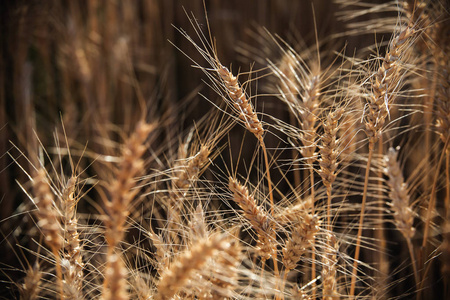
(351, 18, 416, 297)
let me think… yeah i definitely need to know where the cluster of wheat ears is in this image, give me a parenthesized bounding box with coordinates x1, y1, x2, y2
(1, 0, 450, 299)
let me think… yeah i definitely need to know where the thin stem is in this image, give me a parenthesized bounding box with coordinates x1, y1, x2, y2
(406, 237, 419, 290)
(53, 248, 63, 300)
(259, 138, 279, 279)
(290, 112, 301, 188)
(310, 168, 317, 300)
(327, 188, 332, 232)
(446, 151, 449, 219)
(350, 143, 374, 297)
(259, 138, 274, 217)
(422, 138, 449, 248)
(279, 271, 290, 300)
(376, 137, 388, 297)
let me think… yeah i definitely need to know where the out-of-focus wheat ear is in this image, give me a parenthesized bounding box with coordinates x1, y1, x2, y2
(188, 204, 208, 243)
(217, 65, 264, 139)
(18, 262, 42, 300)
(384, 146, 418, 288)
(275, 196, 314, 225)
(102, 121, 153, 300)
(209, 237, 242, 299)
(154, 234, 230, 300)
(61, 176, 84, 299)
(281, 213, 320, 273)
(102, 253, 128, 300)
(318, 108, 343, 231)
(321, 233, 340, 300)
(291, 285, 312, 300)
(228, 177, 276, 262)
(147, 227, 169, 276)
(32, 168, 64, 299)
(132, 275, 153, 300)
(167, 145, 210, 226)
(32, 169, 63, 252)
(384, 147, 416, 240)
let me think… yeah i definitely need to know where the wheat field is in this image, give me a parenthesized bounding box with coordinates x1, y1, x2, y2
(0, 0, 449, 299)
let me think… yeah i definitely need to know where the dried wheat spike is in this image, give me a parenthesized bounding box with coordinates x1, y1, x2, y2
(318, 108, 343, 192)
(32, 169, 63, 251)
(155, 234, 230, 300)
(61, 176, 84, 299)
(384, 147, 416, 239)
(278, 51, 299, 106)
(277, 55, 321, 165)
(18, 263, 42, 300)
(228, 177, 275, 260)
(103, 121, 153, 300)
(189, 204, 208, 243)
(299, 73, 321, 164)
(218, 65, 264, 138)
(275, 196, 314, 225)
(282, 213, 320, 272)
(211, 239, 241, 298)
(169, 145, 210, 212)
(132, 275, 152, 300)
(102, 253, 128, 300)
(105, 121, 153, 247)
(364, 23, 415, 146)
(322, 233, 340, 300)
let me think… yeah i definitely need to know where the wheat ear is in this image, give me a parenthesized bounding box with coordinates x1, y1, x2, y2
(155, 234, 230, 300)
(102, 121, 153, 300)
(321, 233, 340, 300)
(32, 169, 64, 299)
(217, 64, 275, 225)
(228, 177, 276, 262)
(318, 108, 343, 231)
(351, 20, 415, 297)
(61, 176, 84, 299)
(218, 65, 264, 139)
(18, 263, 42, 300)
(167, 145, 210, 227)
(384, 146, 418, 287)
(384, 147, 416, 239)
(282, 213, 320, 273)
